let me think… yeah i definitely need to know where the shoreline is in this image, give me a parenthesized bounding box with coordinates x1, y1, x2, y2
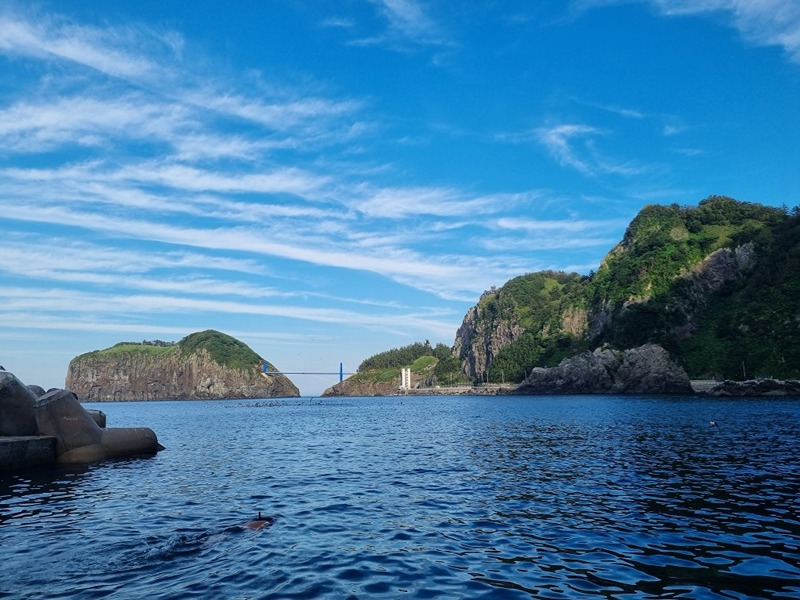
(333, 378, 800, 398)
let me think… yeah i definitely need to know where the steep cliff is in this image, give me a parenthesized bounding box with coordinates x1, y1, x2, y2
(452, 305, 524, 381)
(65, 330, 299, 401)
(450, 196, 800, 384)
(453, 271, 586, 381)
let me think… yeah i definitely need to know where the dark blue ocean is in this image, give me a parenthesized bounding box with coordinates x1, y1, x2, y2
(2, 395, 799, 599)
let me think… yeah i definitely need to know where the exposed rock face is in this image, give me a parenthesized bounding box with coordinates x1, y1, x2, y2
(561, 306, 589, 337)
(690, 243, 755, 290)
(589, 244, 756, 343)
(453, 305, 525, 381)
(453, 242, 760, 385)
(515, 344, 692, 395)
(612, 345, 693, 393)
(66, 332, 299, 401)
(706, 379, 800, 397)
(668, 243, 756, 339)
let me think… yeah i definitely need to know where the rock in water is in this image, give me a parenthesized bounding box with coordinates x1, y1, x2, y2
(612, 344, 693, 394)
(707, 379, 800, 397)
(515, 344, 692, 395)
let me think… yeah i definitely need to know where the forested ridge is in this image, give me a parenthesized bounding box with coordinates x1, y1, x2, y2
(356, 341, 466, 385)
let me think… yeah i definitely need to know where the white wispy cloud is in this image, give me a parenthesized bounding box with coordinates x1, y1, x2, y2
(371, 0, 437, 38)
(533, 124, 605, 175)
(499, 123, 648, 177)
(182, 89, 362, 134)
(320, 17, 356, 30)
(0, 8, 366, 162)
(494, 216, 629, 233)
(112, 163, 331, 196)
(0, 11, 179, 81)
(0, 197, 498, 299)
(480, 236, 618, 252)
(0, 285, 459, 337)
(353, 187, 535, 218)
(0, 244, 286, 299)
(0, 94, 191, 153)
(352, 0, 453, 49)
(485, 217, 625, 252)
(575, 0, 800, 63)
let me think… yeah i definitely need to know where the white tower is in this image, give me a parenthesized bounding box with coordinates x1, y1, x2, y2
(400, 367, 411, 390)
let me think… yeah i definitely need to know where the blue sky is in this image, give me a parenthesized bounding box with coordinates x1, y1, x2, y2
(1, 1, 798, 395)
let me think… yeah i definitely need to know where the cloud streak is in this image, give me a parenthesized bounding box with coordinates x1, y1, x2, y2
(575, 0, 800, 62)
(0, 10, 181, 81)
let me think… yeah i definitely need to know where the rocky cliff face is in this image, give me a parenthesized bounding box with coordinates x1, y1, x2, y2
(667, 243, 755, 339)
(589, 242, 757, 343)
(514, 344, 692, 395)
(453, 305, 525, 381)
(66, 332, 299, 401)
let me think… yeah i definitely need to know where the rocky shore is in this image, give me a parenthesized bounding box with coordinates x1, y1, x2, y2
(514, 344, 693, 395)
(325, 344, 799, 398)
(705, 378, 800, 397)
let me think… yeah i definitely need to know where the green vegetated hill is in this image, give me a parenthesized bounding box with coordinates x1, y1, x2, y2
(349, 341, 469, 388)
(452, 196, 800, 384)
(72, 330, 275, 370)
(66, 329, 298, 400)
(354, 196, 799, 389)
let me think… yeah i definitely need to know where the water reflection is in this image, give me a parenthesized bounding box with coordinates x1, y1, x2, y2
(0, 463, 99, 526)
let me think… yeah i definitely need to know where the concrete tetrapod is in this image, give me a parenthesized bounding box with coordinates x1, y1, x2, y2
(35, 389, 162, 463)
(0, 371, 39, 437)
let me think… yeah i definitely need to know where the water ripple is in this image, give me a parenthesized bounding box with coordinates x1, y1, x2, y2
(2, 395, 799, 598)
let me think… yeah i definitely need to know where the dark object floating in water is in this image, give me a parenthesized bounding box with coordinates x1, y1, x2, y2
(244, 511, 273, 530)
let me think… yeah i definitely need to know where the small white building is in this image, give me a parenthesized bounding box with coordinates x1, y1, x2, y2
(400, 367, 412, 390)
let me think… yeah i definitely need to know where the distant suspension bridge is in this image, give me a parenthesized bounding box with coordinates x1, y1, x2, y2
(261, 361, 354, 383)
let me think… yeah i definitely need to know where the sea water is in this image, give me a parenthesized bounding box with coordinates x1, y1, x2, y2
(1, 395, 799, 599)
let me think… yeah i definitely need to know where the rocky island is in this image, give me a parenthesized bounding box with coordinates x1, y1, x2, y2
(66, 330, 299, 401)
